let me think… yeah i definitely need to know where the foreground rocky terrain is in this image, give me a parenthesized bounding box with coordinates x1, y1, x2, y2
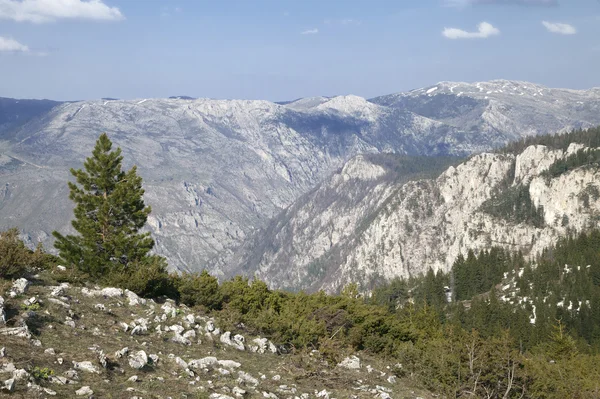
(229, 141, 600, 292)
(0, 273, 429, 398)
(1, 80, 600, 276)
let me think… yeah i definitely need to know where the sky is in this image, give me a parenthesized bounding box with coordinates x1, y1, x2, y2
(0, 0, 599, 101)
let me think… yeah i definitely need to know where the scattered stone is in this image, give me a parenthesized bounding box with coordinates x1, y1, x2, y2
(3, 378, 15, 392)
(184, 314, 196, 325)
(209, 394, 235, 399)
(205, 320, 215, 333)
(149, 354, 159, 364)
(175, 356, 188, 369)
(0, 347, 5, 357)
(76, 386, 94, 396)
(217, 360, 241, 369)
(73, 361, 100, 374)
(387, 375, 397, 384)
(125, 289, 146, 306)
(9, 278, 29, 297)
(45, 348, 56, 355)
(48, 298, 70, 308)
(97, 350, 108, 369)
(338, 355, 361, 370)
(161, 301, 177, 318)
(188, 356, 218, 370)
(182, 329, 196, 339)
(0, 325, 31, 339)
(220, 331, 245, 350)
(12, 369, 29, 381)
(0, 296, 5, 325)
(44, 387, 57, 396)
(94, 304, 106, 311)
(128, 350, 148, 370)
(115, 347, 129, 359)
(250, 338, 277, 354)
(49, 376, 68, 385)
(65, 369, 79, 380)
(127, 375, 139, 382)
(172, 333, 191, 345)
(169, 324, 185, 334)
(50, 283, 69, 297)
(56, 265, 67, 271)
(130, 325, 147, 336)
(232, 386, 246, 397)
(272, 375, 281, 381)
(237, 371, 259, 387)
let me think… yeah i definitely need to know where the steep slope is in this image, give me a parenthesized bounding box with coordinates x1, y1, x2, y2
(0, 97, 468, 273)
(229, 139, 600, 293)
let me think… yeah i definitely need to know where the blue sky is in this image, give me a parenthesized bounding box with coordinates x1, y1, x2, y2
(0, 0, 598, 101)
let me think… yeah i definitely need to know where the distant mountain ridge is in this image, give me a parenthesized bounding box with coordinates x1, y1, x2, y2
(0, 80, 599, 277)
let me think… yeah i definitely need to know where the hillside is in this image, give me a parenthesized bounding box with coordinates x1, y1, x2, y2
(1, 81, 600, 276)
(229, 127, 600, 293)
(0, 272, 430, 398)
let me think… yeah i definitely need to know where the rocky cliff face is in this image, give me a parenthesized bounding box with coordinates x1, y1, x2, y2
(1, 80, 600, 275)
(229, 143, 600, 293)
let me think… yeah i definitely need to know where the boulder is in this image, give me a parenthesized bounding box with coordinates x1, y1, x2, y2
(128, 350, 148, 370)
(125, 290, 146, 306)
(171, 333, 191, 345)
(9, 278, 29, 297)
(3, 378, 15, 392)
(220, 331, 245, 350)
(73, 361, 100, 374)
(338, 355, 361, 370)
(12, 369, 29, 381)
(250, 338, 277, 354)
(217, 360, 241, 369)
(188, 356, 218, 370)
(76, 386, 94, 396)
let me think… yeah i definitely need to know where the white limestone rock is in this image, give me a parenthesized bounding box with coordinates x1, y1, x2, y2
(128, 350, 148, 370)
(338, 355, 361, 370)
(76, 386, 94, 396)
(72, 361, 100, 374)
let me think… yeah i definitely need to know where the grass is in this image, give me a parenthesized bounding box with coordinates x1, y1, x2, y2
(0, 271, 434, 398)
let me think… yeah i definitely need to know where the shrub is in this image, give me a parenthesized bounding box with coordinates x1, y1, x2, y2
(0, 228, 48, 278)
(31, 366, 54, 380)
(176, 270, 223, 310)
(105, 255, 177, 298)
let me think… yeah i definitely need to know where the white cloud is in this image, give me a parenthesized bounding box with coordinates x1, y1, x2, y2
(0, 35, 28, 52)
(0, 0, 124, 23)
(301, 28, 318, 35)
(542, 21, 576, 35)
(442, 22, 500, 39)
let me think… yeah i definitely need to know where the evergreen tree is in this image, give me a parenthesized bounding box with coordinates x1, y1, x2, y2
(53, 133, 155, 277)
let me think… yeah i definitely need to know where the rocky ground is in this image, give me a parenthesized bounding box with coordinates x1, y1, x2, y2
(0, 270, 432, 399)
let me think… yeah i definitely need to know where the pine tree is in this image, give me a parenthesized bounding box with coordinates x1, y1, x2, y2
(53, 133, 155, 277)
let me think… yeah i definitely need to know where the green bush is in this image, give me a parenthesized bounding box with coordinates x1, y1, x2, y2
(104, 255, 177, 298)
(0, 228, 50, 279)
(176, 270, 223, 310)
(31, 366, 54, 380)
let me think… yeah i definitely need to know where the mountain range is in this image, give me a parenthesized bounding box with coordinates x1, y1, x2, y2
(1, 80, 600, 286)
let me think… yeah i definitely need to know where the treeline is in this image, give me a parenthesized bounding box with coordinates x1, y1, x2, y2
(499, 125, 600, 154)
